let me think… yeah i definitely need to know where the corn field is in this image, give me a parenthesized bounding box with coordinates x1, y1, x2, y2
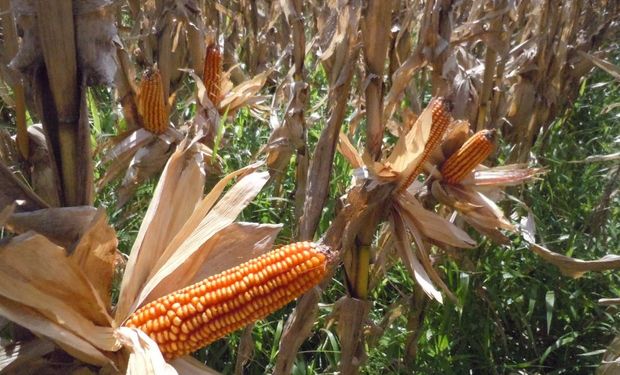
(0, 0, 618, 374)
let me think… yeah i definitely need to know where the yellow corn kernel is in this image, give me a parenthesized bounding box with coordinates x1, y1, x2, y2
(440, 129, 496, 184)
(124, 242, 330, 360)
(137, 68, 168, 135)
(202, 43, 222, 107)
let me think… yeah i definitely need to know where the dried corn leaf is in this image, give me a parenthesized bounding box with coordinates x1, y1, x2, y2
(0, 162, 49, 212)
(406, 217, 457, 303)
(0, 203, 15, 227)
(0, 234, 116, 346)
(391, 211, 443, 303)
(577, 51, 620, 82)
(337, 132, 364, 169)
(117, 137, 176, 208)
(171, 355, 221, 375)
(220, 70, 271, 113)
(5, 207, 97, 248)
(336, 296, 371, 374)
(274, 288, 321, 375)
(529, 243, 620, 278)
(0, 338, 55, 373)
(0, 296, 112, 367)
(152, 162, 263, 273)
(99, 129, 153, 164)
(599, 298, 620, 306)
(397, 193, 476, 248)
(598, 334, 620, 375)
(116, 327, 177, 375)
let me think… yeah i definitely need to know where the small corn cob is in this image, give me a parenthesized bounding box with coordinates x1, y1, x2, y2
(202, 43, 222, 106)
(440, 129, 496, 184)
(125, 242, 329, 360)
(398, 98, 452, 191)
(137, 68, 168, 135)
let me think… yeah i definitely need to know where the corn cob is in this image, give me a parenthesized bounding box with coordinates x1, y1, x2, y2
(398, 98, 452, 191)
(125, 242, 329, 360)
(202, 43, 222, 107)
(137, 68, 168, 135)
(440, 129, 496, 184)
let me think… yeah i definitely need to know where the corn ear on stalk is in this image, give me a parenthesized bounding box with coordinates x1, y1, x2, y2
(125, 242, 330, 360)
(202, 43, 222, 106)
(441, 129, 496, 184)
(137, 68, 168, 135)
(399, 98, 451, 191)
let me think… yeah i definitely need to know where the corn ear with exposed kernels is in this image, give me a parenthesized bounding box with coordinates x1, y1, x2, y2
(399, 98, 452, 191)
(440, 129, 496, 184)
(202, 43, 222, 107)
(124, 242, 330, 360)
(137, 68, 168, 135)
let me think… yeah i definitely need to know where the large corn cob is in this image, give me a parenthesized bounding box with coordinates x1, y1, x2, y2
(440, 129, 496, 184)
(398, 98, 452, 191)
(125, 242, 329, 360)
(202, 43, 222, 107)
(137, 68, 168, 135)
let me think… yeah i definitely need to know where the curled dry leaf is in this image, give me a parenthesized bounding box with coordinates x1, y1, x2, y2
(529, 242, 620, 279)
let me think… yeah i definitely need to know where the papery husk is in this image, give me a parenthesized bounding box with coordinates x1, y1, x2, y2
(391, 210, 443, 303)
(70, 210, 118, 307)
(117, 136, 176, 208)
(5, 205, 117, 311)
(384, 98, 438, 182)
(396, 192, 476, 249)
(115, 140, 207, 322)
(136, 170, 270, 311)
(468, 165, 546, 187)
(116, 327, 177, 375)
